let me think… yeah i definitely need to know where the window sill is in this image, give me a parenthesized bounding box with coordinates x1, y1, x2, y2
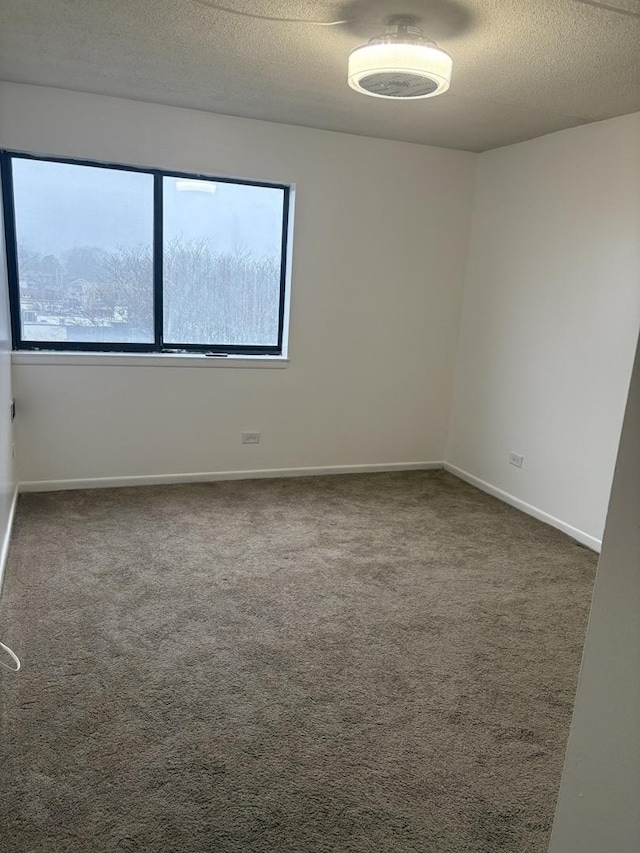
(11, 351, 289, 369)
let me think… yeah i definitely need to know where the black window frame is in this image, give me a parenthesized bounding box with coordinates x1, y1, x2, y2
(0, 150, 291, 356)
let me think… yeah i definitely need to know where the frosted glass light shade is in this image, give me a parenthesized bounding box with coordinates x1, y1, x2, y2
(348, 41, 453, 99)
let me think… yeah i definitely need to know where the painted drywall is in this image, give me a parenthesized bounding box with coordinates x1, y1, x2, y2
(0, 83, 476, 485)
(446, 112, 640, 546)
(549, 332, 640, 852)
(0, 168, 16, 587)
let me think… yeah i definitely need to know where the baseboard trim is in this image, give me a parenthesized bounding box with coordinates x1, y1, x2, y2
(19, 461, 445, 493)
(0, 485, 19, 594)
(444, 463, 601, 553)
(18, 462, 601, 552)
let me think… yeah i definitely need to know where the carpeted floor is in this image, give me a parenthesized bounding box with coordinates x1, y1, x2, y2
(0, 471, 597, 852)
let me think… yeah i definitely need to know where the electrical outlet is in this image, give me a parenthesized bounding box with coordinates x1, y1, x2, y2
(508, 451, 524, 468)
(241, 431, 260, 445)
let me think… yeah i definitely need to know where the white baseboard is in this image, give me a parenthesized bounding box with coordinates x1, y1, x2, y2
(444, 463, 601, 553)
(17, 462, 601, 553)
(0, 485, 19, 594)
(19, 461, 445, 493)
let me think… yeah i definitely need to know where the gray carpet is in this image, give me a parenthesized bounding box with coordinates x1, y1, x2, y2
(0, 471, 597, 852)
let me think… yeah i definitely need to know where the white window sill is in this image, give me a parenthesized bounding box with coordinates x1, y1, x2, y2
(11, 351, 289, 369)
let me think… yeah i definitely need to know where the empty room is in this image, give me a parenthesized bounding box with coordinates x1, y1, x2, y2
(0, 1, 639, 851)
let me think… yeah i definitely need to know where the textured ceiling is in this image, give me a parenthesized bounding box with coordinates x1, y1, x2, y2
(1, 0, 639, 151)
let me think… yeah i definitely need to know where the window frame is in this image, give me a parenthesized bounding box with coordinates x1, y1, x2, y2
(0, 150, 291, 356)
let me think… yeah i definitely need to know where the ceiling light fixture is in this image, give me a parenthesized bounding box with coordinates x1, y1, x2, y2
(348, 16, 453, 100)
(193, 5, 454, 100)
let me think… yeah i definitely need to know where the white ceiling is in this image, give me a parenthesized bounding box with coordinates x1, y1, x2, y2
(1, 0, 639, 151)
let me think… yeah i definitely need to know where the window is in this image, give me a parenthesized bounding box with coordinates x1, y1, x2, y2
(0, 152, 290, 355)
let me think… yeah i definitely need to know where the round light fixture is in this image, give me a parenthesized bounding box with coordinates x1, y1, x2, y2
(348, 16, 452, 100)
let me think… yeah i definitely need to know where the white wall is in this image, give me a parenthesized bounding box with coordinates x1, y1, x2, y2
(549, 331, 640, 852)
(0, 169, 16, 587)
(446, 113, 640, 547)
(0, 83, 476, 486)
(2, 85, 637, 553)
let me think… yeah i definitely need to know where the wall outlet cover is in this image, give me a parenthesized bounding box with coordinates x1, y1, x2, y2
(508, 451, 524, 468)
(241, 432, 261, 444)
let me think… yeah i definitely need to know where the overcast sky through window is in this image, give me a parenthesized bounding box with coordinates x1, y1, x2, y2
(12, 159, 285, 259)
